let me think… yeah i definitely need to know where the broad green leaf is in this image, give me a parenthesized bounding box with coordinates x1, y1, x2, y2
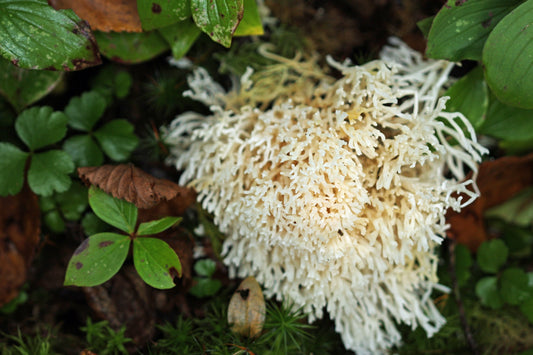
(194, 259, 217, 277)
(191, 0, 244, 47)
(455, 244, 472, 287)
(0, 142, 28, 196)
(54, 182, 88, 221)
(476, 276, 503, 309)
(44, 210, 65, 233)
(89, 186, 138, 234)
(94, 31, 169, 64)
(91, 66, 133, 102)
(94, 119, 138, 161)
(520, 297, 533, 324)
(15, 106, 68, 151)
(28, 150, 74, 196)
(137, 0, 181, 31)
(82, 212, 110, 236)
(417, 16, 434, 38)
(0, 0, 101, 70)
(426, 0, 523, 61)
(477, 239, 508, 273)
(64, 233, 131, 287)
(189, 278, 222, 298)
(483, 0, 533, 109)
(137, 216, 182, 236)
(174, 0, 191, 20)
(234, 0, 263, 36)
(63, 135, 104, 167)
(499, 138, 533, 155)
(478, 96, 533, 141)
(133, 237, 182, 289)
(158, 20, 202, 59)
(444, 66, 488, 129)
(65, 92, 107, 131)
(0, 58, 62, 113)
(500, 267, 531, 305)
(114, 71, 133, 99)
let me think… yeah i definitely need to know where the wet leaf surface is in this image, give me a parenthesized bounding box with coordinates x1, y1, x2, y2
(0, 185, 40, 306)
(228, 276, 265, 338)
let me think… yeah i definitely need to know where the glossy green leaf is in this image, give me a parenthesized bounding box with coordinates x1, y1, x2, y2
(28, 150, 74, 196)
(478, 96, 533, 141)
(477, 239, 508, 273)
(194, 259, 217, 277)
(64, 233, 131, 287)
(65, 92, 107, 131)
(0, 57, 62, 113)
(94, 119, 138, 162)
(137, 216, 182, 236)
(476, 276, 503, 309)
(426, 0, 523, 61)
(158, 19, 202, 59)
(0, 0, 101, 70)
(444, 66, 488, 129)
(89, 185, 137, 234)
(483, 0, 533, 109)
(500, 267, 531, 305)
(520, 297, 533, 324)
(138, 0, 181, 31)
(189, 278, 222, 297)
(0, 142, 28, 196)
(94, 31, 169, 64)
(133, 237, 182, 289)
(63, 135, 104, 167)
(15, 106, 68, 151)
(234, 0, 263, 36)
(191, 0, 244, 47)
(455, 244, 473, 286)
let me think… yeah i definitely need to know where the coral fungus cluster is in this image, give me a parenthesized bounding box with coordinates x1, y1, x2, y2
(164, 39, 486, 354)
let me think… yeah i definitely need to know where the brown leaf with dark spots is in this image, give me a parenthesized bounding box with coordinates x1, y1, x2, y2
(78, 164, 194, 209)
(228, 276, 266, 338)
(49, 0, 143, 33)
(447, 153, 533, 251)
(0, 185, 41, 307)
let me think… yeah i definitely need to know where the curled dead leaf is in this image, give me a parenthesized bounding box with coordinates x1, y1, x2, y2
(49, 0, 143, 32)
(228, 276, 266, 338)
(447, 152, 533, 251)
(78, 164, 194, 210)
(0, 185, 41, 307)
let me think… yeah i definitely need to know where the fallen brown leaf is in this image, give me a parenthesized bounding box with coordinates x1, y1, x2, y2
(49, 0, 143, 32)
(446, 153, 533, 251)
(228, 276, 266, 338)
(0, 185, 41, 307)
(78, 164, 194, 210)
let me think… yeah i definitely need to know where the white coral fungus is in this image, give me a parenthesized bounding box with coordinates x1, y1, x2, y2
(164, 39, 487, 354)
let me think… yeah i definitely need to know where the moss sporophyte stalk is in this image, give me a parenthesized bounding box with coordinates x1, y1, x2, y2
(163, 38, 487, 354)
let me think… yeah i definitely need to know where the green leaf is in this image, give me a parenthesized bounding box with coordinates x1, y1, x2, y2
(234, 0, 263, 36)
(483, 0, 533, 109)
(94, 31, 169, 64)
(444, 66, 488, 129)
(137, 0, 182, 31)
(0, 143, 28, 196)
(477, 239, 509, 273)
(476, 276, 503, 309)
(89, 186, 138, 234)
(82, 212, 110, 236)
(54, 182, 88, 221)
(44, 210, 65, 233)
(94, 119, 138, 161)
(0, 0, 101, 70)
(137, 216, 182, 236)
(455, 244, 473, 287)
(191, 0, 244, 47)
(486, 187, 533, 227)
(417, 16, 434, 38)
(0, 57, 62, 113)
(15, 106, 68, 151)
(500, 267, 531, 305)
(478, 96, 533, 141)
(28, 150, 74, 196)
(64, 233, 131, 287)
(194, 259, 217, 277)
(189, 278, 222, 298)
(114, 71, 133, 99)
(65, 92, 107, 131)
(175, 0, 191, 20)
(158, 19, 202, 59)
(520, 297, 533, 324)
(91, 66, 133, 102)
(426, 0, 523, 61)
(63, 135, 104, 167)
(133, 237, 182, 289)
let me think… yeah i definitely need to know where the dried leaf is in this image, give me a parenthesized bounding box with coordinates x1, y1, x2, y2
(0, 185, 40, 306)
(50, 0, 143, 32)
(78, 164, 191, 209)
(228, 276, 265, 338)
(447, 152, 533, 251)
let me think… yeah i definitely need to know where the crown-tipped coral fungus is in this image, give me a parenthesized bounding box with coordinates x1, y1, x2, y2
(164, 39, 487, 354)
